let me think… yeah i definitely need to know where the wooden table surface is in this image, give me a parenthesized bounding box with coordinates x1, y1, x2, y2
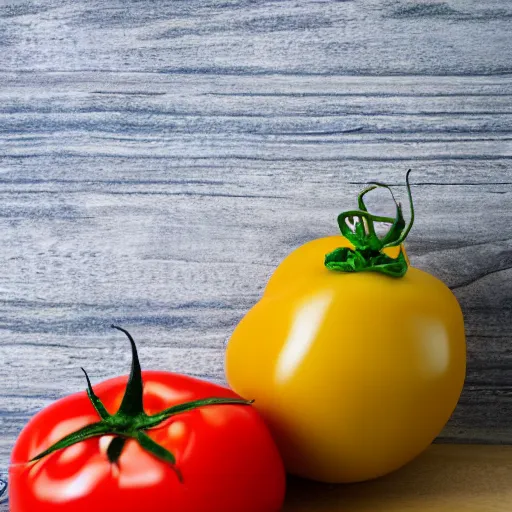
(283, 445, 512, 512)
(1, 0, 512, 509)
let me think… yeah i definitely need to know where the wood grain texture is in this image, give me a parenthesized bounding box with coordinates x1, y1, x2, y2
(0, 0, 512, 504)
(284, 445, 512, 511)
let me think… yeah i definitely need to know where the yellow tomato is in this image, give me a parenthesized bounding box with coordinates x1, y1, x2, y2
(225, 173, 466, 483)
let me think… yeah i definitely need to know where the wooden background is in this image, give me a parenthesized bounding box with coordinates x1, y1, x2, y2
(0, 0, 511, 506)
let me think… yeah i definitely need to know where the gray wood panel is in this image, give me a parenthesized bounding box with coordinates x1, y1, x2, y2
(1, 0, 511, 505)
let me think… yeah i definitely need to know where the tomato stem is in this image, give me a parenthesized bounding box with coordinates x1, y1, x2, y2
(111, 325, 146, 419)
(106, 436, 127, 464)
(30, 326, 253, 482)
(81, 367, 110, 420)
(325, 169, 414, 277)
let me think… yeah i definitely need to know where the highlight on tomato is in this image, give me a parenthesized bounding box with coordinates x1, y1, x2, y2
(226, 170, 466, 483)
(9, 326, 286, 512)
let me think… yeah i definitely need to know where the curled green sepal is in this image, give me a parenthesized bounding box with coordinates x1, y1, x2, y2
(30, 325, 253, 483)
(325, 170, 414, 278)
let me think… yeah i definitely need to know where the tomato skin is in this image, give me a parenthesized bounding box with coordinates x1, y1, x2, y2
(9, 371, 286, 512)
(225, 236, 466, 483)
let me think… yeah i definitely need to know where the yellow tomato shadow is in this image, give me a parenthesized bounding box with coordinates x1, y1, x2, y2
(283, 444, 512, 512)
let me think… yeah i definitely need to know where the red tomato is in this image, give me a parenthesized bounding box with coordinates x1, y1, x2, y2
(9, 327, 285, 512)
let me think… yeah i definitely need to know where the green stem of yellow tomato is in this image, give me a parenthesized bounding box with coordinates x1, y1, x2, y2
(324, 170, 414, 278)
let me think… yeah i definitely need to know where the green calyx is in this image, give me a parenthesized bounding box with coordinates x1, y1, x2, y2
(30, 325, 253, 481)
(324, 170, 415, 278)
